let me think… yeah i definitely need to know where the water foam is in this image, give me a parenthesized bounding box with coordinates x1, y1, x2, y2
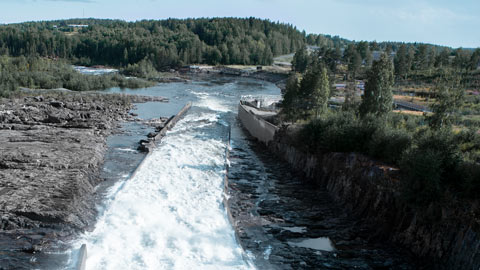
(195, 95, 230, 113)
(74, 109, 253, 270)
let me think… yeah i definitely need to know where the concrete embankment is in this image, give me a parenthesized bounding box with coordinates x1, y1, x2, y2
(238, 103, 278, 145)
(130, 102, 192, 176)
(238, 103, 480, 269)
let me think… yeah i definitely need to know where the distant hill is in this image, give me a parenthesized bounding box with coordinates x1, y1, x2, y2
(0, 18, 476, 70)
(0, 18, 308, 68)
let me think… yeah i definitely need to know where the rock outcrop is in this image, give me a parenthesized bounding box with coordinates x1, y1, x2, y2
(268, 127, 480, 270)
(0, 92, 167, 265)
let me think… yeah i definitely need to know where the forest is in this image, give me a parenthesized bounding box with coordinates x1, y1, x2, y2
(0, 16, 479, 205)
(282, 48, 480, 205)
(0, 18, 307, 68)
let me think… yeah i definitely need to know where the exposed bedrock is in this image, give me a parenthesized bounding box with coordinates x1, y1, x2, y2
(0, 92, 166, 260)
(268, 127, 480, 270)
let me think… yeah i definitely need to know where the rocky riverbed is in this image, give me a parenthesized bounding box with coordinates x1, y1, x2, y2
(226, 123, 427, 270)
(0, 91, 167, 268)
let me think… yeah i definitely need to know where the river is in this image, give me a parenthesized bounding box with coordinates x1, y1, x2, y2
(63, 75, 278, 269)
(53, 74, 418, 270)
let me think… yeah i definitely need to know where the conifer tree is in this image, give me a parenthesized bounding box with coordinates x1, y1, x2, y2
(394, 44, 409, 79)
(359, 53, 394, 117)
(292, 47, 309, 73)
(312, 67, 330, 118)
(280, 73, 300, 121)
(428, 71, 464, 129)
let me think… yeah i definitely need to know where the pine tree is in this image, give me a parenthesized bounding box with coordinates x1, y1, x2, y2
(312, 67, 330, 118)
(281, 74, 300, 121)
(359, 53, 394, 117)
(292, 47, 309, 73)
(394, 44, 409, 79)
(428, 71, 464, 129)
(348, 51, 362, 79)
(469, 48, 480, 70)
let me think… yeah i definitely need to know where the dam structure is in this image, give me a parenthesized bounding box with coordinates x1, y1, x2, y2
(67, 76, 279, 270)
(65, 76, 419, 270)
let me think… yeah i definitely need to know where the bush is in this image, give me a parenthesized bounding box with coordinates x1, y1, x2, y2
(400, 129, 463, 204)
(300, 111, 362, 153)
(462, 162, 480, 198)
(368, 127, 412, 164)
(299, 112, 384, 154)
(401, 148, 443, 204)
(121, 59, 159, 79)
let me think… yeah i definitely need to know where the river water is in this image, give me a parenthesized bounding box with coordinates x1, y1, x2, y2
(64, 75, 278, 270)
(54, 74, 420, 270)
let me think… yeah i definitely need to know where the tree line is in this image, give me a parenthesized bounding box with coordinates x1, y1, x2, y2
(296, 39, 480, 83)
(0, 18, 307, 69)
(1, 17, 478, 76)
(282, 51, 480, 205)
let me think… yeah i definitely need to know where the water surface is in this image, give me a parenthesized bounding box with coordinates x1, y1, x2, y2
(66, 76, 279, 270)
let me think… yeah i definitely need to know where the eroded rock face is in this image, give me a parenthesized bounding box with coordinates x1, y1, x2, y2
(0, 92, 166, 266)
(268, 127, 480, 270)
(227, 141, 419, 270)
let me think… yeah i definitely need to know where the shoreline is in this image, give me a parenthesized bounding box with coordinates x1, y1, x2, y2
(0, 72, 284, 268)
(0, 91, 167, 268)
(236, 101, 480, 269)
(228, 109, 421, 269)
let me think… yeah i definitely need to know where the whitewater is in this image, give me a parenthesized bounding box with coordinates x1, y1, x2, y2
(72, 107, 251, 269)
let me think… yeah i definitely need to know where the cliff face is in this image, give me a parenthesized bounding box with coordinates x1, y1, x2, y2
(268, 128, 480, 270)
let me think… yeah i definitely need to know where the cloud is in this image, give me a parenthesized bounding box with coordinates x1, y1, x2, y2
(365, 1, 475, 26)
(35, 0, 95, 2)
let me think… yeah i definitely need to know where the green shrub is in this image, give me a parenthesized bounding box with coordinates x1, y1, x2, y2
(400, 129, 463, 204)
(300, 112, 383, 154)
(401, 148, 443, 204)
(121, 59, 159, 79)
(300, 111, 362, 153)
(462, 162, 480, 198)
(368, 127, 412, 164)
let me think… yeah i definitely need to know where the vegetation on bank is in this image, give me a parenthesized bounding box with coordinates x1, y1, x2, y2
(1, 18, 480, 200)
(1, 17, 479, 94)
(282, 50, 480, 205)
(0, 56, 154, 97)
(0, 17, 310, 96)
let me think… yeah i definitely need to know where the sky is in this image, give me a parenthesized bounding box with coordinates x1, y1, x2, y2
(0, 0, 479, 48)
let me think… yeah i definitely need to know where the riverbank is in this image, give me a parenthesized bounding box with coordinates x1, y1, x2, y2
(269, 127, 480, 269)
(236, 102, 480, 269)
(0, 91, 167, 268)
(230, 105, 422, 269)
(177, 65, 289, 89)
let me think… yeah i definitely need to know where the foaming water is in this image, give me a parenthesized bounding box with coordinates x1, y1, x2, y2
(73, 108, 253, 270)
(61, 76, 281, 270)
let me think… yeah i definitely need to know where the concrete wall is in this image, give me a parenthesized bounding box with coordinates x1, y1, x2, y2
(238, 103, 278, 145)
